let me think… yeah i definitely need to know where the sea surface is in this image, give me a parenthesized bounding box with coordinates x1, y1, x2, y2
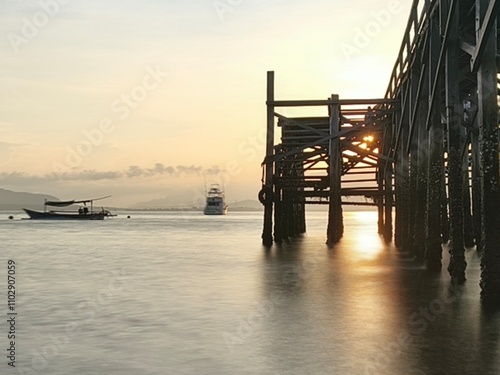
(0, 210, 499, 375)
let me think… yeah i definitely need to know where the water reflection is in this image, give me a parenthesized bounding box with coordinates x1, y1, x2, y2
(347, 211, 386, 261)
(258, 212, 415, 374)
(258, 211, 500, 374)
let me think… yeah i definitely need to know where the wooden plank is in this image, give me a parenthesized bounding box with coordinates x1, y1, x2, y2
(268, 98, 399, 107)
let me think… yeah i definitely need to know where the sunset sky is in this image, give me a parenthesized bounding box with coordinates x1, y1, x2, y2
(0, 0, 412, 207)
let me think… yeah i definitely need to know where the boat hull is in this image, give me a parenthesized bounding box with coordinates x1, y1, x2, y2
(23, 209, 107, 220)
(203, 208, 228, 215)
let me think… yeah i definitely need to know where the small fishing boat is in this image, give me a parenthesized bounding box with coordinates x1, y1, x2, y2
(23, 196, 114, 220)
(204, 185, 228, 215)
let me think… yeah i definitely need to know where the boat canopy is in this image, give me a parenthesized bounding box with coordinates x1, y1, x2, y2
(45, 200, 75, 207)
(45, 195, 111, 207)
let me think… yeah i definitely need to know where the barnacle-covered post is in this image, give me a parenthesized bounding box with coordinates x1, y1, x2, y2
(261, 71, 275, 246)
(476, 0, 500, 305)
(445, 0, 466, 284)
(425, 6, 444, 271)
(326, 94, 343, 245)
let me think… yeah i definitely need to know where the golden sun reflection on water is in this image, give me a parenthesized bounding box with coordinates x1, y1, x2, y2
(345, 210, 385, 261)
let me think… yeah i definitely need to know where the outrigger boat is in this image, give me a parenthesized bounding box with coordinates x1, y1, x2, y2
(23, 195, 115, 220)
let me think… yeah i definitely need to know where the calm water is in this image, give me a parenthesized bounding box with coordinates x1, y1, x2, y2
(0, 210, 499, 374)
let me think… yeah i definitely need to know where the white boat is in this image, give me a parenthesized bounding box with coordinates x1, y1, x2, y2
(204, 184, 228, 215)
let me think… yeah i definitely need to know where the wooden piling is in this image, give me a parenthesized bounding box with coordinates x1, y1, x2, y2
(476, 0, 500, 305)
(377, 158, 384, 235)
(444, 0, 466, 284)
(395, 80, 411, 252)
(440, 173, 450, 244)
(425, 10, 444, 271)
(327, 95, 343, 245)
(408, 70, 420, 259)
(273, 156, 283, 244)
(262, 71, 275, 246)
(412, 64, 429, 262)
(462, 168, 476, 248)
(383, 115, 393, 243)
(471, 126, 482, 250)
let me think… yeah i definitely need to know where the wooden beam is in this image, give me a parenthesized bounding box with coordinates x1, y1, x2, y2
(342, 142, 394, 163)
(425, 0, 459, 130)
(406, 63, 428, 153)
(459, 37, 475, 56)
(268, 98, 399, 107)
(471, 0, 499, 72)
(263, 124, 367, 165)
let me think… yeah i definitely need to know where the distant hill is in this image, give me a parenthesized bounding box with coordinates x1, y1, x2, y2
(0, 188, 59, 210)
(228, 199, 261, 210)
(131, 192, 199, 209)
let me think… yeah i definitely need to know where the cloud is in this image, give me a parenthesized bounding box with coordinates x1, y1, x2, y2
(0, 163, 223, 185)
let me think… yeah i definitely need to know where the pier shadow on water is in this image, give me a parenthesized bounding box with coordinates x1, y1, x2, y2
(257, 211, 500, 375)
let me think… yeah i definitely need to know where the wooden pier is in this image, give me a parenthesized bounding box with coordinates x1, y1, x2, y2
(260, 0, 499, 305)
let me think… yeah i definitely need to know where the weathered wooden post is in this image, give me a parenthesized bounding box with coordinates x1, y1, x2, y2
(462, 160, 475, 248)
(377, 157, 384, 235)
(282, 185, 292, 241)
(470, 111, 482, 250)
(383, 111, 393, 243)
(425, 9, 444, 271)
(273, 153, 283, 244)
(462, 104, 475, 248)
(395, 80, 411, 252)
(296, 160, 306, 235)
(262, 71, 275, 246)
(407, 66, 420, 258)
(394, 106, 403, 248)
(440, 172, 450, 243)
(413, 64, 429, 262)
(445, 0, 466, 284)
(438, 0, 450, 246)
(327, 94, 343, 245)
(476, 0, 500, 305)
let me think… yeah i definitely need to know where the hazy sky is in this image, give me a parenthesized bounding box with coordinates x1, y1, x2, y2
(0, 0, 412, 207)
